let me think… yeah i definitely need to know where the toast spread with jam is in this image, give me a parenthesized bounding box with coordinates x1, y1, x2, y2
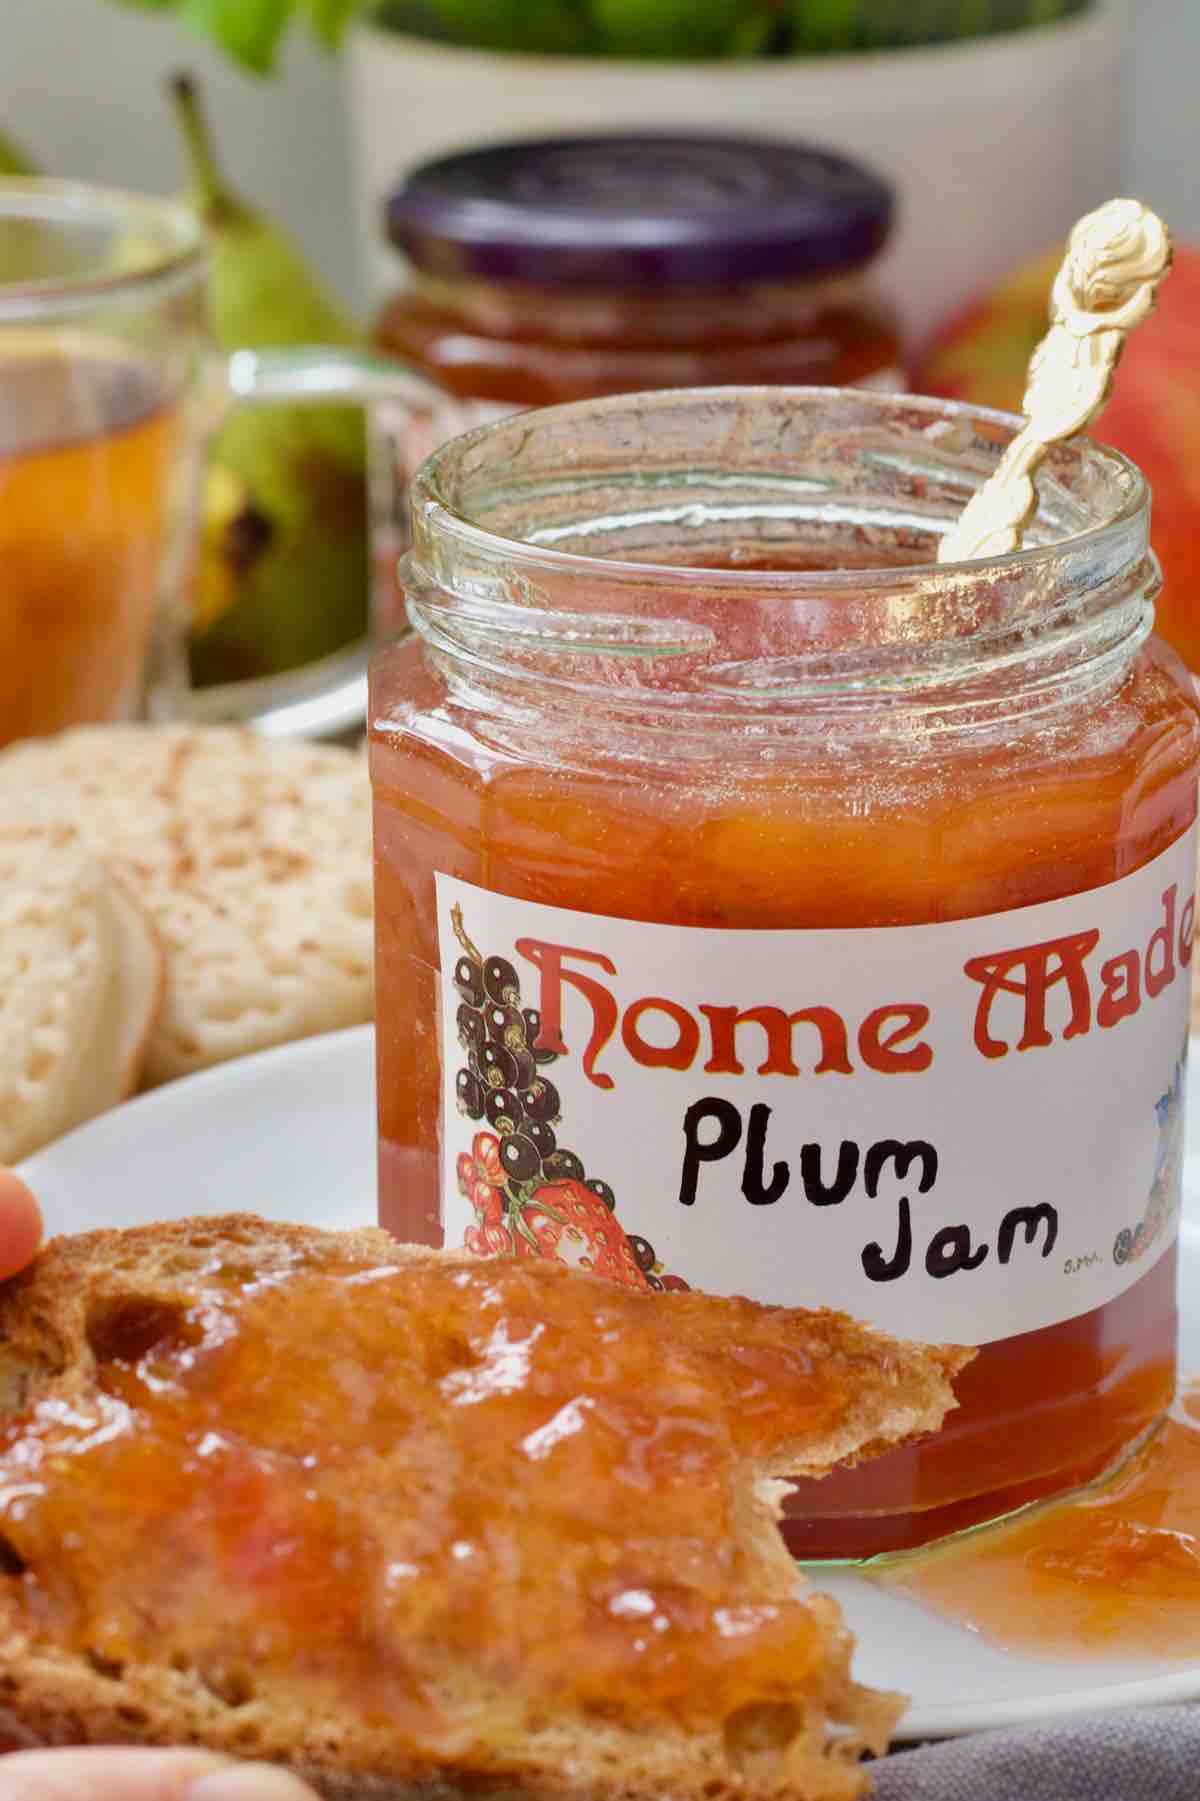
(0, 1217, 971, 1799)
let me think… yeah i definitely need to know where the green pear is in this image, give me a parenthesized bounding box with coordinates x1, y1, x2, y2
(172, 75, 370, 687)
(0, 127, 53, 288)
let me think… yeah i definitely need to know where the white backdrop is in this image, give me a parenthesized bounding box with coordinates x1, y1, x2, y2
(0, 0, 1195, 320)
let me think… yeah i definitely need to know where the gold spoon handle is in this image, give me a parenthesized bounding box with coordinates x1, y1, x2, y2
(937, 199, 1173, 565)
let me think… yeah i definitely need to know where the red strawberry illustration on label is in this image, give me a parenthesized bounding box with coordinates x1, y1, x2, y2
(465, 1216, 515, 1257)
(458, 1132, 513, 1255)
(510, 1179, 649, 1290)
(457, 1132, 505, 1212)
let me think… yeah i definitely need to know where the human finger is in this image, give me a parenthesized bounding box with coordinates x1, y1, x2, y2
(0, 1749, 317, 1801)
(0, 1173, 43, 1281)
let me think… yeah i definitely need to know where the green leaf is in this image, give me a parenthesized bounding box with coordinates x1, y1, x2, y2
(425, 0, 591, 52)
(589, 0, 757, 57)
(122, 0, 1091, 64)
(726, 12, 775, 56)
(785, 0, 1090, 51)
(179, 0, 296, 73)
(786, 0, 868, 52)
(301, 0, 360, 47)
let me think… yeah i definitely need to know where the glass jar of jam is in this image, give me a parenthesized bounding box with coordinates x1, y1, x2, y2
(370, 387, 1199, 1562)
(370, 136, 901, 636)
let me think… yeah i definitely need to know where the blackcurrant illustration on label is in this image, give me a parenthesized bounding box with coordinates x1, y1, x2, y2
(457, 1004, 487, 1053)
(453, 955, 485, 1008)
(484, 956, 519, 1004)
(485, 1002, 525, 1045)
(627, 1235, 657, 1274)
(500, 1134, 541, 1181)
(485, 1087, 524, 1133)
(449, 901, 690, 1292)
(479, 1042, 519, 1089)
(543, 1149, 584, 1182)
(524, 1120, 557, 1160)
(523, 1078, 560, 1124)
(456, 1069, 486, 1120)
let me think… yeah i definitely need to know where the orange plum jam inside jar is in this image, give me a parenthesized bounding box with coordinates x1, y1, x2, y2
(369, 387, 1200, 1561)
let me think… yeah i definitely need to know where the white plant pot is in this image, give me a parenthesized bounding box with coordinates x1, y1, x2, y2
(345, 3, 1123, 352)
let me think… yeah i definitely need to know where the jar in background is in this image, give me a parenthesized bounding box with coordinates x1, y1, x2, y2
(369, 136, 901, 634)
(370, 386, 1199, 1561)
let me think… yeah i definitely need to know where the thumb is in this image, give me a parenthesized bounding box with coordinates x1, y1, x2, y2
(0, 1172, 41, 1282)
(0, 1750, 319, 1801)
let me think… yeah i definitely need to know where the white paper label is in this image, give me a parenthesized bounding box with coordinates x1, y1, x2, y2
(437, 832, 1194, 1346)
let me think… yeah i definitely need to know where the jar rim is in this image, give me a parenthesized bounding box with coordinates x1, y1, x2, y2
(411, 385, 1149, 593)
(403, 386, 1154, 734)
(0, 178, 207, 318)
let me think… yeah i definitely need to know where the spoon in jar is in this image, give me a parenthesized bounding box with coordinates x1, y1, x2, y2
(937, 198, 1173, 565)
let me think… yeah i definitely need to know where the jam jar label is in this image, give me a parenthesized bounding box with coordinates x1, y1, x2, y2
(436, 831, 1195, 1346)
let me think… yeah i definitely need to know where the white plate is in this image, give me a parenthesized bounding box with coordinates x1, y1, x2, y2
(16, 1023, 1200, 1740)
(19, 1027, 378, 1238)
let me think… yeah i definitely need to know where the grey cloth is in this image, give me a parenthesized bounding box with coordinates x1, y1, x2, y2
(871, 1707, 1200, 1799)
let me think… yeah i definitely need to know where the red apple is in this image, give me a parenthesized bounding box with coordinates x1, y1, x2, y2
(916, 246, 1200, 673)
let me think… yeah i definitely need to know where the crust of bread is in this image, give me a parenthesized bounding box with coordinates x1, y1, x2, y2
(0, 1219, 973, 1800)
(0, 828, 118, 1164)
(63, 873, 164, 1127)
(102, 873, 166, 1103)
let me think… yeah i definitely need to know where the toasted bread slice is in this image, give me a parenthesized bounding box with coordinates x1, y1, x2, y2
(0, 1218, 972, 1800)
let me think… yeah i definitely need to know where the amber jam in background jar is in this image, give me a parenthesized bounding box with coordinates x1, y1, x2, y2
(370, 388, 1199, 1562)
(377, 135, 899, 406)
(371, 137, 900, 636)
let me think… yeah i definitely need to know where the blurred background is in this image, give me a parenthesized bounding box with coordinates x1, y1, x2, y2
(4, 0, 1198, 708)
(2, 0, 1188, 319)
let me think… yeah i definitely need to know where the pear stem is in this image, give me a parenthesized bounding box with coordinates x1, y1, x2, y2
(170, 73, 234, 222)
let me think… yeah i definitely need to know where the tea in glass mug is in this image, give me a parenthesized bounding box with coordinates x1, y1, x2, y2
(0, 180, 438, 747)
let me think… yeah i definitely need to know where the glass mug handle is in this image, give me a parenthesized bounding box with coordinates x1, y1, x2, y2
(161, 346, 460, 743)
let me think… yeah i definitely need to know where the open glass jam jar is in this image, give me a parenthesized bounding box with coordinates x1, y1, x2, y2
(371, 137, 900, 635)
(369, 387, 1199, 1561)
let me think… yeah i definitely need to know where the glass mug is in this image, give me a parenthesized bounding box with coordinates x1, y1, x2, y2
(0, 178, 442, 747)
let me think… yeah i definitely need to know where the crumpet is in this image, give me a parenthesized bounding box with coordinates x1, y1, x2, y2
(0, 727, 372, 1085)
(0, 826, 161, 1160)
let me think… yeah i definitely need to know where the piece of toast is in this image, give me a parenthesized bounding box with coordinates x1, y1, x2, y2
(0, 1218, 972, 1800)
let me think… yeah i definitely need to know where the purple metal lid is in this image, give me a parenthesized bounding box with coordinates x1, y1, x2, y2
(385, 135, 894, 288)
